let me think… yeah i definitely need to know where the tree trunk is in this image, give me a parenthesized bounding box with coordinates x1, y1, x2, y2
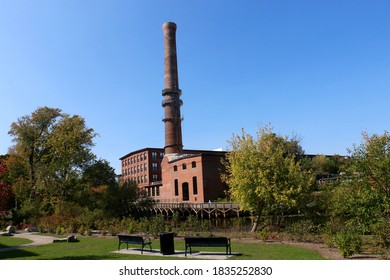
(251, 215, 260, 232)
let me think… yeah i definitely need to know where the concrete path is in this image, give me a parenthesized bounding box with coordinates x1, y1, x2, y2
(0, 232, 57, 252)
(114, 247, 240, 259)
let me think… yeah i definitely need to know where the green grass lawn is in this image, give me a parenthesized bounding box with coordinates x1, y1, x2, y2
(0, 236, 326, 260)
(0, 236, 33, 249)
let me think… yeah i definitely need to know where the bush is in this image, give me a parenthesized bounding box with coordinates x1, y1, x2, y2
(148, 215, 166, 237)
(286, 219, 320, 242)
(180, 215, 202, 236)
(371, 218, 390, 249)
(333, 229, 362, 258)
(258, 228, 269, 242)
(38, 215, 66, 233)
(137, 217, 150, 234)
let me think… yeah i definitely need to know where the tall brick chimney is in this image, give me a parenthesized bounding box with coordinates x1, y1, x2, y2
(162, 22, 183, 155)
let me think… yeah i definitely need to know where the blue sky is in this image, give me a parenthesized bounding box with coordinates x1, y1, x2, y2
(1, 0, 389, 174)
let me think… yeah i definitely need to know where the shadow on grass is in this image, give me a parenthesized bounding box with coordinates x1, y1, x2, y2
(51, 254, 184, 260)
(0, 248, 39, 259)
(52, 255, 111, 260)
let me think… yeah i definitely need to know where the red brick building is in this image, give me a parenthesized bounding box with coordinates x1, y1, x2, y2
(160, 151, 227, 203)
(120, 148, 165, 196)
(120, 148, 227, 203)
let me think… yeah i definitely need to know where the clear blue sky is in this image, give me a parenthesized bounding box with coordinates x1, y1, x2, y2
(1, 0, 389, 174)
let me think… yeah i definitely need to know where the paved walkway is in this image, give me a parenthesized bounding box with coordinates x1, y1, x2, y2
(0, 232, 57, 252)
(114, 247, 239, 259)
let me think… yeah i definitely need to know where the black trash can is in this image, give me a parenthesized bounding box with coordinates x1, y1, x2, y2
(159, 232, 175, 255)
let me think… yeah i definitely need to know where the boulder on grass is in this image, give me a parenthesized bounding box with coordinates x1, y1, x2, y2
(53, 235, 80, 243)
(67, 235, 79, 243)
(6, 225, 16, 234)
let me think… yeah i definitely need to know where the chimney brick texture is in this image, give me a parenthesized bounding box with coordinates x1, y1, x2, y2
(162, 22, 183, 155)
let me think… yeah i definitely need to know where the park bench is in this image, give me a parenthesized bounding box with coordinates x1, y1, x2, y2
(117, 234, 152, 254)
(184, 236, 231, 256)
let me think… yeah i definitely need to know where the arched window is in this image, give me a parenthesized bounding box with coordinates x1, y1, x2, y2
(182, 163, 187, 170)
(192, 161, 196, 168)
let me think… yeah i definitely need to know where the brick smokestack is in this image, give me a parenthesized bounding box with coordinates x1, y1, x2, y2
(162, 22, 183, 155)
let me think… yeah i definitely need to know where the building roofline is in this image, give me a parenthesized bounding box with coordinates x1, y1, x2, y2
(120, 147, 226, 160)
(119, 147, 163, 160)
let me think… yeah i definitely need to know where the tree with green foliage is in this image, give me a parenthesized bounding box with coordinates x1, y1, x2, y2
(222, 125, 314, 232)
(79, 159, 118, 210)
(41, 114, 96, 206)
(322, 131, 390, 257)
(7, 107, 98, 216)
(345, 131, 390, 233)
(8, 107, 63, 203)
(349, 131, 390, 201)
(309, 154, 348, 176)
(103, 180, 154, 218)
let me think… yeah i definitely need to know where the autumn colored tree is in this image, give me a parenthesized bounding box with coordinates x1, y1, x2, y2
(222, 125, 314, 232)
(0, 156, 14, 212)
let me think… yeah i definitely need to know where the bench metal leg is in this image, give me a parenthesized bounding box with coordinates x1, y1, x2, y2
(185, 244, 191, 257)
(141, 243, 152, 254)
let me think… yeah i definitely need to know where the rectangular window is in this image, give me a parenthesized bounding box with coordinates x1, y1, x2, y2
(174, 179, 179, 196)
(152, 152, 157, 160)
(156, 186, 160, 196)
(193, 176, 198, 195)
(152, 163, 158, 171)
